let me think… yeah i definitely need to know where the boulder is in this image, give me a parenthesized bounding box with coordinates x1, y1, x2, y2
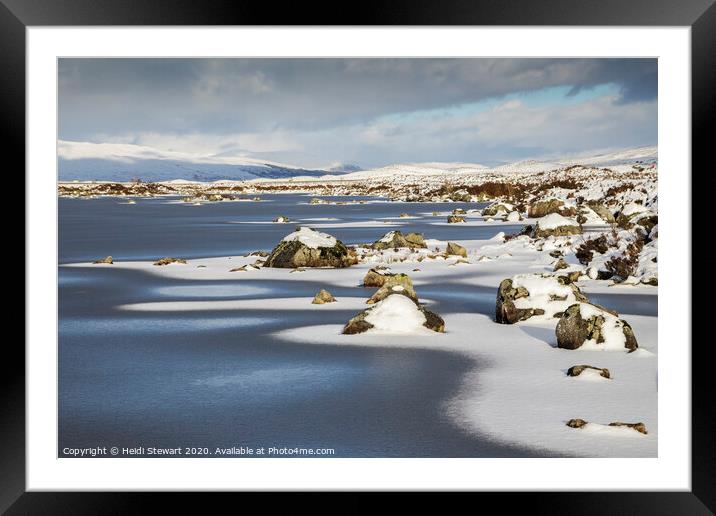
(452, 208, 466, 215)
(265, 227, 357, 268)
(312, 289, 337, 304)
(362, 267, 395, 287)
(367, 283, 418, 305)
(447, 215, 465, 223)
(273, 216, 290, 223)
(343, 293, 445, 334)
(528, 198, 564, 218)
(93, 255, 113, 264)
(446, 242, 468, 258)
(495, 274, 589, 324)
(556, 303, 638, 352)
(566, 418, 588, 429)
(567, 364, 611, 379)
(366, 272, 415, 297)
(399, 213, 411, 218)
(496, 279, 545, 323)
(482, 202, 514, 217)
(371, 230, 426, 250)
(532, 213, 582, 238)
(451, 189, 471, 202)
(153, 257, 187, 266)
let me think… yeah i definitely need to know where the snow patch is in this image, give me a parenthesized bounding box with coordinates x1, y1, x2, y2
(281, 227, 338, 249)
(363, 295, 429, 334)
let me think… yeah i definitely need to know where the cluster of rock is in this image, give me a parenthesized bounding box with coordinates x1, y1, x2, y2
(183, 193, 235, 203)
(495, 273, 638, 352)
(566, 418, 647, 435)
(153, 257, 187, 266)
(342, 268, 445, 335)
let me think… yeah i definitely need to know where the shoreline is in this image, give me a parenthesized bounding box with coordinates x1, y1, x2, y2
(64, 230, 658, 457)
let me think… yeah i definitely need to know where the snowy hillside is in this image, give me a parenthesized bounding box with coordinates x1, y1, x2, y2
(58, 140, 657, 182)
(58, 141, 331, 182)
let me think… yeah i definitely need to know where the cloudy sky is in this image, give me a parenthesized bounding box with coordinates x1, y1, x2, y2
(58, 58, 657, 168)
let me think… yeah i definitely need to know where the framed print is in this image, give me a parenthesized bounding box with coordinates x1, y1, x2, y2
(6, 0, 713, 510)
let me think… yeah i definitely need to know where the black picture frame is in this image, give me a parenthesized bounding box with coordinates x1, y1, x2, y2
(5, 0, 712, 510)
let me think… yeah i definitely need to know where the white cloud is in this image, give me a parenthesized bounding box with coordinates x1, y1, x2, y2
(88, 93, 655, 168)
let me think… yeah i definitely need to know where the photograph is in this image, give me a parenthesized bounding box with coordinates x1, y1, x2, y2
(56, 57, 659, 459)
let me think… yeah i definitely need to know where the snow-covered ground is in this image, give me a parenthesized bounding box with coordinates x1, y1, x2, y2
(60, 143, 658, 457)
(68, 225, 657, 457)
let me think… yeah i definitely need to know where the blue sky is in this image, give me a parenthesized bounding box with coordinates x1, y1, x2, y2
(58, 58, 657, 168)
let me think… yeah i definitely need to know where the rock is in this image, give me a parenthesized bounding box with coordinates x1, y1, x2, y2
(556, 303, 638, 352)
(229, 265, 247, 272)
(532, 213, 582, 238)
(312, 289, 337, 304)
(496, 278, 546, 323)
(367, 283, 418, 305)
(447, 215, 465, 223)
(309, 197, 325, 205)
(608, 422, 648, 435)
(549, 250, 563, 258)
(153, 257, 187, 266)
(553, 258, 569, 271)
(362, 267, 395, 287)
(586, 201, 616, 223)
(528, 198, 564, 218)
(343, 293, 445, 334)
(452, 208, 466, 215)
(372, 230, 426, 250)
(366, 273, 415, 299)
(446, 242, 468, 258)
(482, 202, 513, 217)
(399, 213, 411, 218)
(247, 250, 270, 257)
(566, 418, 588, 429)
(93, 255, 113, 264)
(265, 227, 357, 268)
(495, 274, 589, 324)
(567, 365, 611, 379)
(273, 216, 290, 223)
(451, 189, 471, 202)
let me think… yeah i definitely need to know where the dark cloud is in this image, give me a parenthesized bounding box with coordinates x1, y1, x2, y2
(59, 58, 657, 136)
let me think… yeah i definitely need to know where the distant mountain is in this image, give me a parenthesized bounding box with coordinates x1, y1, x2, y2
(329, 147, 657, 179)
(326, 163, 363, 173)
(57, 141, 332, 182)
(58, 140, 657, 182)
